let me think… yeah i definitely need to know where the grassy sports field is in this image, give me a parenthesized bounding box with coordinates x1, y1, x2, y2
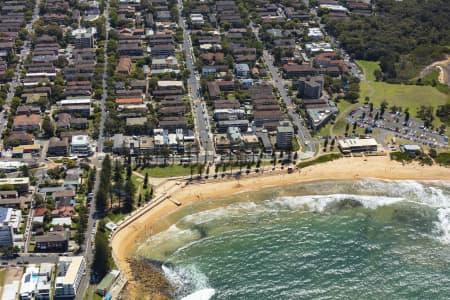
(356, 60, 449, 121)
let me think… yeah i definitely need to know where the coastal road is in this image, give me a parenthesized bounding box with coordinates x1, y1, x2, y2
(76, 1, 111, 299)
(177, 0, 216, 161)
(249, 22, 316, 155)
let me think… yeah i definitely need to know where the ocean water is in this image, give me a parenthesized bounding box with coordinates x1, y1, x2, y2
(137, 180, 450, 300)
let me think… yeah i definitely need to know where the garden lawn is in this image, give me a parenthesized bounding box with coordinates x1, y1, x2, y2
(107, 212, 126, 223)
(357, 60, 449, 124)
(0, 268, 6, 287)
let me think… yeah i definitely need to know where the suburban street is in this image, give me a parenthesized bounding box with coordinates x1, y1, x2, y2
(0, 0, 41, 141)
(178, 0, 216, 160)
(249, 22, 316, 155)
(0, 253, 60, 265)
(75, 1, 111, 299)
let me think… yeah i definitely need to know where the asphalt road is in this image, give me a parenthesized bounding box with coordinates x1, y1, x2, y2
(178, 0, 215, 160)
(348, 107, 448, 148)
(0, 254, 59, 266)
(75, 2, 111, 299)
(249, 22, 315, 154)
(0, 0, 40, 140)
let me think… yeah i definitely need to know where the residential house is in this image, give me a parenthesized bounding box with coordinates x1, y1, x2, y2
(47, 138, 69, 156)
(35, 231, 69, 252)
(235, 63, 250, 78)
(117, 56, 132, 74)
(13, 114, 41, 131)
(6, 133, 34, 147)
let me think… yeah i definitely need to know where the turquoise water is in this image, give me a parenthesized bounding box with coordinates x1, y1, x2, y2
(137, 180, 450, 300)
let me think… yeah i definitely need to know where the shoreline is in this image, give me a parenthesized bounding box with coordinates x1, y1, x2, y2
(111, 156, 450, 298)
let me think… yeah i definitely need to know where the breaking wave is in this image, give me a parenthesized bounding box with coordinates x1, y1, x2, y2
(162, 264, 215, 300)
(141, 179, 450, 298)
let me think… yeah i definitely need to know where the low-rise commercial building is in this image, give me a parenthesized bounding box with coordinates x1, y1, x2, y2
(0, 177, 30, 193)
(400, 144, 422, 154)
(338, 138, 379, 154)
(307, 107, 338, 131)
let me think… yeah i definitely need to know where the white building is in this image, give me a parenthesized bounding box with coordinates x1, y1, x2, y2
(20, 266, 39, 300)
(151, 56, 179, 74)
(319, 4, 349, 13)
(308, 28, 324, 41)
(0, 207, 22, 247)
(71, 27, 97, 49)
(51, 217, 72, 227)
(338, 138, 379, 154)
(190, 13, 204, 26)
(36, 274, 51, 300)
(0, 161, 27, 172)
(153, 128, 185, 152)
(157, 80, 183, 89)
(71, 135, 92, 157)
(60, 98, 91, 106)
(54, 256, 86, 299)
(305, 42, 333, 55)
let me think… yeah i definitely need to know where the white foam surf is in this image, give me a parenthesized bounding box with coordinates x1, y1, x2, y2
(162, 264, 215, 300)
(143, 180, 450, 298)
(269, 194, 406, 212)
(180, 288, 216, 300)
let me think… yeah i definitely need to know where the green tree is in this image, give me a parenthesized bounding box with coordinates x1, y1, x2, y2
(75, 205, 88, 246)
(42, 115, 54, 137)
(92, 232, 111, 278)
(0, 245, 19, 257)
(19, 165, 30, 177)
(429, 148, 437, 158)
(95, 188, 107, 213)
(123, 179, 135, 213)
(144, 190, 150, 203)
(87, 167, 96, 193)
(380, 100, 388, 117)
(143, 172, 148, 189)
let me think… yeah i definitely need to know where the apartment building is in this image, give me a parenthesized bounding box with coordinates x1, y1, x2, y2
(276, 121, 294, 149)
(70, 135, 92, 157)
(54, 256, 86, 299)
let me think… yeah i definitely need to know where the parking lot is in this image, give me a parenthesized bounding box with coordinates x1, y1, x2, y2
(347, 106, 448, 148)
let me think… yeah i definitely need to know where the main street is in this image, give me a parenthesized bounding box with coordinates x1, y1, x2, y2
(177, 0, 215, 161)
(75, 1, 111, 298)
(250, 22, 316, 155)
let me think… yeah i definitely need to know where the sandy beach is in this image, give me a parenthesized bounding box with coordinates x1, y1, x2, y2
(111, 156, 450, 298)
